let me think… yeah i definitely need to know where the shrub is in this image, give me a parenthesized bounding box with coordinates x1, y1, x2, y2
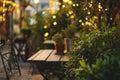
(65, 27, 120, 80)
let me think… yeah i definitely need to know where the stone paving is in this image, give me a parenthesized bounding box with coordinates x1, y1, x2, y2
(0, 62, 44, 80)
(0, 62, 59, 80)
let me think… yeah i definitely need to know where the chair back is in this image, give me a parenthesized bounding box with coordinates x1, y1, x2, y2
(13, 38, 28, 61)
(0, 43, 21, 80)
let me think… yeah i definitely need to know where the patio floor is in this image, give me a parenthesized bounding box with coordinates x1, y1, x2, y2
(0, 62, 59, 80)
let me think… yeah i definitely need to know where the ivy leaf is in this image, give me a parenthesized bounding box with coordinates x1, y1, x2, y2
(79, 59, 87, 68)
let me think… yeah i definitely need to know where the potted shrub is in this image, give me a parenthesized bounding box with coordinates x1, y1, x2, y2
(52, 32, 65, 55)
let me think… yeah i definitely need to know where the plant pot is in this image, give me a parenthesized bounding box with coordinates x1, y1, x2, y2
(55, 44, 65, 55)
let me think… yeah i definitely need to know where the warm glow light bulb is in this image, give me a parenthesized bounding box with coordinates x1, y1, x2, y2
(44, 25, 47, 29)
(73, 4, 76, 7)
(69, 11, 73, 15)
(85, 17, 88, 20)
(81, 23, 84, 26)
(62, 5, 66, 8)
(53, 22, 57, 25)
(34, 0, 39, 4)
(52, 15, 56, 19)
(79, 20, 82, 23)
(42, 11, 46, 14)
(63, 0, 69, 3)
(88, 11, 91, 15)
(44, 32, 49, 37)
(68, 1, 73, 5)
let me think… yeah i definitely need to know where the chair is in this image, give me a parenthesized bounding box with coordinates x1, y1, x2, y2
(43, 40, 55, 49)
(13, 38, 28, 61)
(0, 43, 21, 80)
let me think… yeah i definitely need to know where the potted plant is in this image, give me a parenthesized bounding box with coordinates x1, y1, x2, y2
(52, 32, 65, 55)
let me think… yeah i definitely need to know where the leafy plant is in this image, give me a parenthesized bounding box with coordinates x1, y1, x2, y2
(52, 32, 64, 44)
(65, 27, 120, 80)
(62, 24, 78, 38)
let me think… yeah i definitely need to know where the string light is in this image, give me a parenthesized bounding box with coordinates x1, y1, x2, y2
(44, 25, 47, 29)
(70, 15, 75, 19)
(2, 0, 6, 21)
(42, 11, 46, 14)
(76, 4, 79, 6)
(53, 21, 57, 25)
(89, 3, 92, 8)
(91, 1, 93, 4)
(110, 18, 112, 20)
(52, 15, 56, 19)
(44, 32, 49, 37)
(81, 23, 85, 26)
(73, 4, 76, 7)
(98, 2, 102, 11)
(79, 20, 82, 23)
(105, 8, 108, 11)
(68, 11, 73, 15)
(85, 17, 88, 20)
(63, 0, 69, 3)
(88, 11, 91, 15)
(68, 1, 73, 5)
(62, 5, 65, 8)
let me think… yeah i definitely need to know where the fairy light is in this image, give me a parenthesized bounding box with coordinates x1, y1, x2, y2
(62, 5, 65, 8)
(53, 21, 57, 25)
(79, 20, 82, 23)
(73, 4, 76, 7)
(76, 4, 79, 6)
(70, 15, 75, 19)
(105, 8, 108, 11)
(42, 11, 46, 15)
(44, 32, 49, 37)
(88, 11, 91, 15)
(68, 1, 73, 5)
(51, 7, 55, 10)
(68, 11, 73, 15)
(110, 17, 112, 20)
(44, 25, 47, 29)
(85, 17, 88, 20)
(89, 3, 92, 8)
(81, 23, 85, 26)
(90, 1, 93, 4)
(98, 2, 102, 11)
(56, 1, 61, 6)
(2, 0, 6, 21)
(52, 15, 56, 19)
(63, 0, 69, 3)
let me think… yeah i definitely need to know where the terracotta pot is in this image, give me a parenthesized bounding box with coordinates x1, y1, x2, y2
(55, 44, 65, 55)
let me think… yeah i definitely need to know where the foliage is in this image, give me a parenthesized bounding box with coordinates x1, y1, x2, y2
(44, 7, 69, 39)
(65, 27, 120, 80)
(32, 11, 45, 49)
(62, 24, 78, 38)
(52, 32, 64, 44)
(14, 18, 19, 24)
(71, 0, 120, 28)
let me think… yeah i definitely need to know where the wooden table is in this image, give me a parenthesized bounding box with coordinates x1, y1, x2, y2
(27, 49, 68, 80)
(27, 49, 68, 62)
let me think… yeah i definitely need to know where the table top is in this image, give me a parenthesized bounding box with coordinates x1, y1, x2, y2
(27, 49, 68, 62)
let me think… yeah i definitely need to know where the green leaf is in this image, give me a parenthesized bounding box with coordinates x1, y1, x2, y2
(79, 59, 87, 68)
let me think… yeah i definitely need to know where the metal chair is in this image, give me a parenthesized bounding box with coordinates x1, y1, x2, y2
(13, 38, 28, 61)
(0, 43, 21, 80)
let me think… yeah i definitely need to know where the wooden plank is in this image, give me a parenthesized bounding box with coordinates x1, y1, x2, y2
(27, 50, 43, 60)
(60, 55, 69, 62)
(33, 49, 53, 61)
(47, 50, 61, 61)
